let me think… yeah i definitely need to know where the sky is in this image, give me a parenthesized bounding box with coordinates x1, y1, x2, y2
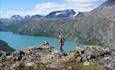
(0, 0, 107, 18)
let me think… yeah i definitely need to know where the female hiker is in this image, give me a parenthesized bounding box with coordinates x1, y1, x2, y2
(58, 33, 64, 52)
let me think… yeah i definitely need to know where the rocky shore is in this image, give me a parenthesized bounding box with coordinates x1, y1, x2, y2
(0, 45, 115, 70)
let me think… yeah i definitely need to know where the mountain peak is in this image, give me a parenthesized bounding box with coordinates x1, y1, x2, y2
(31, 15, 43, 19)
(11, 15, 23, 20)
(46, 9, 76, 18)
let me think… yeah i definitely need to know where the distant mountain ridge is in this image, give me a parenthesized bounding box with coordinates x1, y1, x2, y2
(0, 21, 7, 31)
(11, 15, 23, 20)
(46, 9, 76, 18)
(4, 9, 76, 20)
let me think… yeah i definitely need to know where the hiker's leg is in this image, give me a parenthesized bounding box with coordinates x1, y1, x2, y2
(60, 46, 63, 51)
(60, 46, 61, 51)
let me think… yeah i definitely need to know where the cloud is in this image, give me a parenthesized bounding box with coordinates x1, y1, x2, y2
(34, 0, 107, 11)
(0, 0, 107, 18)
(66, 0, 107, 10)
(0, 10, 45, 18)
(33, 2, 69, 13)
(34, 2, 64, 11)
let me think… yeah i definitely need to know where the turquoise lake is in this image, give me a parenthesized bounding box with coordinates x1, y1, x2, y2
(0, 31, 76, 52)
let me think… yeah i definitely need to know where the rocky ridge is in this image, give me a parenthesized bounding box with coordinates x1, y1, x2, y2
(0, 45, 115, 70)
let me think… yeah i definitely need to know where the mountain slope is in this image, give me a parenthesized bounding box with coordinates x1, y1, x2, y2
(90, 0, 115, 21)
(11, 15, 23, 20)
(76, 0, 115, 47)
(0, 40, 15, 52)
(0, 21, 7, 31)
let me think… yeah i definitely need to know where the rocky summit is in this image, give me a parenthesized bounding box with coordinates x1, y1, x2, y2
(0, 45, 115, 70)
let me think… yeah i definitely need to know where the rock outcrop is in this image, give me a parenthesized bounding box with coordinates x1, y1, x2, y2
(0, 45, 114, 70)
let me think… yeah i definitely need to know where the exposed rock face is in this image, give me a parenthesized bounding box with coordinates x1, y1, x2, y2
(75, 45, 115, 70)
(0, 45, 114, 70)
(0, 46, 70, 70)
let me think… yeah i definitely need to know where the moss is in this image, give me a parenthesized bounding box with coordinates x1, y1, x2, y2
(65, 60, 107, 70)
(15, 64, 46, 70)
(95, 56, 103, 61)
(79, 39, 101, 46)
(83, 64, 107, 70)
(37, 63, 46, 70)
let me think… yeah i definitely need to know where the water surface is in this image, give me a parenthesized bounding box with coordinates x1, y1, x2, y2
(0, 31, 76, 52)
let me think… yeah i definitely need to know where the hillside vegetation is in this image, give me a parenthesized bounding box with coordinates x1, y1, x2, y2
(0, 40, 15, 52)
